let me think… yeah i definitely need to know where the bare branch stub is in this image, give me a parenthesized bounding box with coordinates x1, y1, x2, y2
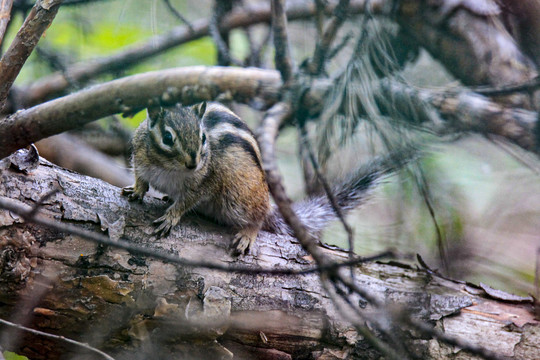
(270, 0, 294, 84)
(0, 0, 64, 109)
(0, 0, 13, 46)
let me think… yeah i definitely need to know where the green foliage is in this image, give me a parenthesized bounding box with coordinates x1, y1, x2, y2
(47, 22, 147, 56)
(3, 351, 29, 360)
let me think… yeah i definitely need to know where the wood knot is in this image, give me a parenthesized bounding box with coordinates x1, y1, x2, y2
(0, 245, 32, 282)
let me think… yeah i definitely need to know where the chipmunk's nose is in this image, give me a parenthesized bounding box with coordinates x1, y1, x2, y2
(186, 153, 197, 169)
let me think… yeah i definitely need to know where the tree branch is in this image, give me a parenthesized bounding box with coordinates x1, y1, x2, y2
(0, 0, 63, 108)
(308, 0, 351, 75)
(0, 318, 116, 360)
(395, 0, 538, 108)
(21, 0, 387, 106)
(2, 66, 538, 160)
(379, 80, 538, 151)
(271, 0, 294, 84)
(1, 151, 538, 359)
(0, 0, 13, 47)
(0, 66, 282, 159)
(36, 133, 133, 188)
(258, 102, 329, 265)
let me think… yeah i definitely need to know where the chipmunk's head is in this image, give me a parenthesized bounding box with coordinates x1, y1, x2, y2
(147, 102, 208, 171)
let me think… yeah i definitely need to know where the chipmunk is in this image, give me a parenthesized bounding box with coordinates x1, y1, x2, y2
(122, 102, 412, 255)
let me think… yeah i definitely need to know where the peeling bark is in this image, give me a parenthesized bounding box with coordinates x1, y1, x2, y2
(0, 160, 538, 359)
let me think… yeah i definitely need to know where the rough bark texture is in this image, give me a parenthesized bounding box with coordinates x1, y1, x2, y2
(396, 0, 538, 106)
(0, 159, 538, 360)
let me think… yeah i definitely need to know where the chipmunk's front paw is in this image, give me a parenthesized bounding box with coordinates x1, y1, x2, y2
(153, 215, 173, 238)
(122, 185, 145, 203)
(231, 227, 259, 256)
(152, 209, 183, 238)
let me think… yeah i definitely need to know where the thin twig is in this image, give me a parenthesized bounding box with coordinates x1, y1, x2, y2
(328, 279, 408, 360)
(297, 121, 356, 272)
(0, 0, 13, 47)
(244, 25, 270, 68)
(0, 318, 116, 360)
(471, 76, 540, 96)
(0, 195, 391, 275)
(417, 168, 448, 273)
(308, 0, 351, 75)
(327, 30, 354, 61)
(534, 246, 540, 300)
(0, 0, 64, 108)
(258, 102, 330, 267)
(161, 0, 194, 32)
(26, 188, 59, 218)
(271, 0, 294, 84)
(209, 0, 242, 66)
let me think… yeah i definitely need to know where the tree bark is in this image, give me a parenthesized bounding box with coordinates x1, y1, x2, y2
(396, 0, 538, 102)
(0, 159, 538, 360)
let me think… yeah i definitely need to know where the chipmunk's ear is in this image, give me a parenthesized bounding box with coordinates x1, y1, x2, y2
(192, 101, 207, 118)
(147, 106, 165, 128)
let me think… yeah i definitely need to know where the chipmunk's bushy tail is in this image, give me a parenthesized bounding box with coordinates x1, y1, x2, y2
(263, 148, 416, 236)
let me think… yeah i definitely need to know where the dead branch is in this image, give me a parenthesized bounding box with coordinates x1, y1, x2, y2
(0, 0, 63, 108)
(0, 155, 538, 359)
(395, 0, 538, 108)
(271, 0, 294, 84)
(379, 80, 538, 151)
(0, 0, 13, 46)
(258, 102, 326, 263)
(0, 66, 282, 159)
(36, 133, 133, 188)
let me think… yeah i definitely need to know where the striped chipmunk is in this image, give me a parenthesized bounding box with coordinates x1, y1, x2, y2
(122, 102, 412, 255)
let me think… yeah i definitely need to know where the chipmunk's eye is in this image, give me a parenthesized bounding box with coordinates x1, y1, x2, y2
(201, 133, 206, 145)
(163, 130, 174, 146)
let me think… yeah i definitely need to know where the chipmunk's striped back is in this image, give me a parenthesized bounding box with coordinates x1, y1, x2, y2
(200, 103, 263, 173)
